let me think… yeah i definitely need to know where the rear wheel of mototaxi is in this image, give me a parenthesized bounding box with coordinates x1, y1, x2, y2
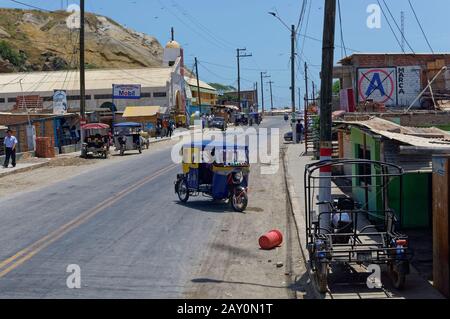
(389, 262, 407, 290)
(230, 187, 248, 212)
(315, 261, 329, 294)
(177, 179, 190, 203)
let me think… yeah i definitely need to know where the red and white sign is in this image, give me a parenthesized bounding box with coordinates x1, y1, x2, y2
(357, 68, 397, 106)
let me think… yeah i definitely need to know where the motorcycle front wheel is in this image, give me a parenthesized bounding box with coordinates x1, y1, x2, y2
(230, 188, 248, 212)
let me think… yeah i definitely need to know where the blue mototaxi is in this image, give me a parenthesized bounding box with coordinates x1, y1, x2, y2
(175, 141, 250, 212)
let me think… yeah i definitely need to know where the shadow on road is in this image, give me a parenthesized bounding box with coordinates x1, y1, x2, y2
(174, 200, 245, 214)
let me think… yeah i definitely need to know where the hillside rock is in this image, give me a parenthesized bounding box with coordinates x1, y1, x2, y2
(0, 8, 163, 72)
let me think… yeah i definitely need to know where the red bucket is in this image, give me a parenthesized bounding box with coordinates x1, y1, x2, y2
(259, 230, 283, 250)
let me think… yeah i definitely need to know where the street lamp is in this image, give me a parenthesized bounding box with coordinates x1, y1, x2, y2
(269, 12, 298, 143)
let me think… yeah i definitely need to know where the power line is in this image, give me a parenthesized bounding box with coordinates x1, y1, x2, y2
(408, 0, 434, 53)
(380, 0, 416, 54)
(337, 0, 347, 57)
(9, 0, 52, 12)
(376, 0, 405, 52)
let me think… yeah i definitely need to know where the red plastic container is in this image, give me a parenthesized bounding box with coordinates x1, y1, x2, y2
(259, 230, 283, 250)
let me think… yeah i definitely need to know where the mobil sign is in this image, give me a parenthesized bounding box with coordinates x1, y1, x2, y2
(113, 84, 141, 100)
(357, 67, 397, 106)
(357, 66, 421, 107)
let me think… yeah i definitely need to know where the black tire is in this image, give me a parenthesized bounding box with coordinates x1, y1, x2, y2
(389, 264, 406, 290)
(230, 188, 248, 212)
(177, 179, 190, 203)
(316, 263, 329, 294)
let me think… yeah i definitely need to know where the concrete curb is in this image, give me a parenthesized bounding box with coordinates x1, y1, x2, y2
(0, 134, 179, 180)
(0, 161, 50, 178)
(282, 145, 323, 299)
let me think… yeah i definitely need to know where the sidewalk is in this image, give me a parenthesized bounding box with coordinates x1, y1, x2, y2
(283, 142, 444, 299)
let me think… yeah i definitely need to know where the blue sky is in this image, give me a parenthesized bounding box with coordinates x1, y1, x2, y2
(1, 0, 449, 108)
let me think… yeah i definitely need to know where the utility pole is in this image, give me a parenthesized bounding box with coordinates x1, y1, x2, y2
(312, 81, 316, 105)
(290, 24, 298, 143)
(304, 62, 309, 111)
(255, 82, 259, 112)
(236, 48, 252, 112)
(80, 0, 86, 122)
(400, 11, 405, 52)
(318, 0, 337, 232)
(267, 81, 274, 110)
(195, 57, 202, 114)
(260, 72, 270, 115)
(298, 87, 302, 111)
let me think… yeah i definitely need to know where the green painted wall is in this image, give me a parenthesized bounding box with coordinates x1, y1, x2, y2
(388, 173, 431, 229)
(350, 127, 431, 229)
(350, 128, 382, 222)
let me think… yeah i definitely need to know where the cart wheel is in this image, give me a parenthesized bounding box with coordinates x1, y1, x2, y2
(389, 264, 406, 290)
(177, 180, 190, 203)
(231, 189, 248, 212)
(315, 263, 329, 294)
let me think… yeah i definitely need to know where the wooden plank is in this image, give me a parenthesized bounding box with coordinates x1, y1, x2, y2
(432, 155, 450, 298)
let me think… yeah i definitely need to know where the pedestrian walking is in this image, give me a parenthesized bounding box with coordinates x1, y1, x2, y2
(3, 129, 18, 168)
(168, 119, 174, 138)
(296, 120, 304, 144)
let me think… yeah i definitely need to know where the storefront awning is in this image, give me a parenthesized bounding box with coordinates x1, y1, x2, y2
(123, 106, 161, 118)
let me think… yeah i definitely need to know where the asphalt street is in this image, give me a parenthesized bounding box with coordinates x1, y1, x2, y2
(0, 116, 294, 298)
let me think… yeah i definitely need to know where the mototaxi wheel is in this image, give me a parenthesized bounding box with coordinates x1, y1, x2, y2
(315, 262, 329, 294)
(230, 188, 248, 212)
(177, 179, 190, 203)
(389, 263, 407, 290)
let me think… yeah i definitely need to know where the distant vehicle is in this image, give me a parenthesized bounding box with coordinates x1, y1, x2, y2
(81, 123, 110, 159)
(284, 113, 289, 121)
(210, 117, 227, 131)
(284, 131, 293, 142)
(113, 122, 145, 156)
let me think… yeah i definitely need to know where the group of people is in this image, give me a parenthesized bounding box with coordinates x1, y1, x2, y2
(156, 118, 176, 138)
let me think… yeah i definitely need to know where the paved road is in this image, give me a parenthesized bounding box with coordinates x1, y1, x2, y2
(0, 116, 295, 298)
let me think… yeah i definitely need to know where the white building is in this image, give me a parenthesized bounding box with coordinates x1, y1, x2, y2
(0, 40, 186, 114)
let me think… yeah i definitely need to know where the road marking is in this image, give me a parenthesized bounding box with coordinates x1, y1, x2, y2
(0, 163, 178, 278)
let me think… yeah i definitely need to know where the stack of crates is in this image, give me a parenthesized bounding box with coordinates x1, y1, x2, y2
(35, 137, 55, 158)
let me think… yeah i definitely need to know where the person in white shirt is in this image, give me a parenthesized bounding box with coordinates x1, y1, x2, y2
(3, 129, 18, 168)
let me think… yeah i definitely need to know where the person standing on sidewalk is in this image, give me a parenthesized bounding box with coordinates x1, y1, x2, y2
(3, 129, 18, 168)
(296, 120, 304, 144)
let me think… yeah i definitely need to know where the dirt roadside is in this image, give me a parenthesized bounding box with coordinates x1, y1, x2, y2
(184, 146, 308, 299)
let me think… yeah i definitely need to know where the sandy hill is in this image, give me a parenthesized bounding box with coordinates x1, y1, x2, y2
(0, 8, 163, 73)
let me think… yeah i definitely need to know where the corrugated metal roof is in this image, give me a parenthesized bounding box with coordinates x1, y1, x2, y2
(123, 106, 161, 118)
(184, 76, 217, 92)
(0, 68, 172, 94)
(337, 117, 450, 148)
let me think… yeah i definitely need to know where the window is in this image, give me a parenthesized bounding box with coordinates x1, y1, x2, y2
(356, 144, 372, 187)
(141, 92, 151, 98)
(153, 92, 167, 98)
(67, 95, 80, 101)
(8, 97, 16, 103)
(43, 96, 53, 102)
(0, 98, 5, 103)
(94, 94, 113, 100)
